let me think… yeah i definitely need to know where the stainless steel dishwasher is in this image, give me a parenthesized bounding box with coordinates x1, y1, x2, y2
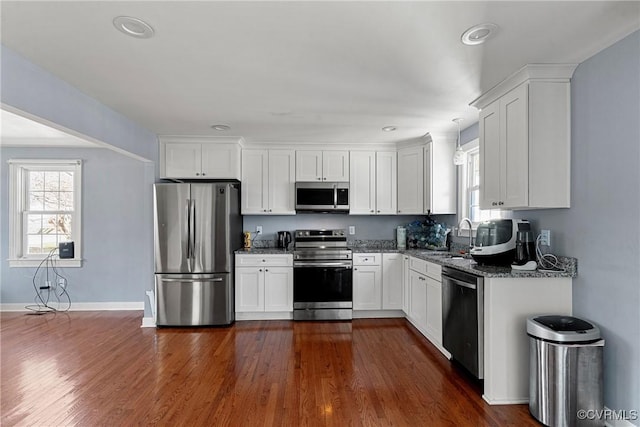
(441, 266, 484, 379)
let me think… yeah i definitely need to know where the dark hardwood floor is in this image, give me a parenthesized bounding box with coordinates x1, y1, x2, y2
(1, 312, 538, 426)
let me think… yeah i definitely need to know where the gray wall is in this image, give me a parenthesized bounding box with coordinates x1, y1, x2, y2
(244, 214, 455, 244)
(0, 147, 153, 306)
(511, 31, 639, 413)
(1, 45, 157, 316)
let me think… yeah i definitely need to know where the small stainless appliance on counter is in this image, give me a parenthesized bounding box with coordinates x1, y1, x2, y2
(277, 231, 292, 249)
(293, 229, 353, 320)
(153, 182, 242, 326)
(470, 219, 532, 266)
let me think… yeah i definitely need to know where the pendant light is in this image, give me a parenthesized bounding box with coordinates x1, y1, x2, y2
(452, 118, 465, 166)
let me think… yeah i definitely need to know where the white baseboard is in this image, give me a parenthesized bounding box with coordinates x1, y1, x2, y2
(141, 316, 156, 328)
(0, 301, 144, 312)
(236, 312, 293, 321)
(482, 395, 528, 405)
(352, 310, 405, 319)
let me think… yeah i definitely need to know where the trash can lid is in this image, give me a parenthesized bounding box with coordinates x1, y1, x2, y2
(527, 315, 601, 343)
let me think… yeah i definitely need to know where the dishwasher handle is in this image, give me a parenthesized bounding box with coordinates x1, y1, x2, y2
(443, 275, 477, 290)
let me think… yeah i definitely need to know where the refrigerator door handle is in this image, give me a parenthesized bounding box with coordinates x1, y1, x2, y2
(160, 277, 224, 283)
(190, 198, 197, 261)
(185, 198, 191, 260)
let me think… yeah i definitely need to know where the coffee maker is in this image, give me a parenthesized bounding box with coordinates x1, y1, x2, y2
(277, 231, 292, 249)
(512, 227, 537, 270)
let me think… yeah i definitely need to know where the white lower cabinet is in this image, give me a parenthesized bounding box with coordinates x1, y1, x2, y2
(353, 253, 382, 310)
(425, 276, 442, 344)
(407, 256, 446, 355)
(235, 254, 293, 318)
(408, 269, 428, 331)
(382, 253, 403, 309)
(353, 252, 405, 316)
(402, 255, 410, 314)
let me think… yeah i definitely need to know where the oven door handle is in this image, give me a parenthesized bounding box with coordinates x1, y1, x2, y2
(294, 262, 352, 268)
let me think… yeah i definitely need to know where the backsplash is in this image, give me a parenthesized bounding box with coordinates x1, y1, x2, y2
(243, 214, 455, 242)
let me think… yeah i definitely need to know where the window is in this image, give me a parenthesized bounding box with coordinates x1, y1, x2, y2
(458, 140, 501, 234)
(8, 160, 82, 267)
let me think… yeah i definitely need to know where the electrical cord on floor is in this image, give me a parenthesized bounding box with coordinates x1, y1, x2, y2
(26, 248, 71, 314)
(535, 234, 566, 273)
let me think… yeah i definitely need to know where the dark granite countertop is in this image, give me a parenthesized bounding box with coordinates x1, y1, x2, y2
(351, 247, 576, 278)
(235, 248, 293, 255)
(235, 245, 576, 279)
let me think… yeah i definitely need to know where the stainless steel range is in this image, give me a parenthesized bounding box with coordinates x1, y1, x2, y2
(293, 229, 353, 320)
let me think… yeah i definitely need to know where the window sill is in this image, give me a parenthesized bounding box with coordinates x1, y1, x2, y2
(8, 258, 83, 268)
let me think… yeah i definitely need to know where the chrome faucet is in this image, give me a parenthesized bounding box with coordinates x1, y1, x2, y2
(458, 217, 474, 252)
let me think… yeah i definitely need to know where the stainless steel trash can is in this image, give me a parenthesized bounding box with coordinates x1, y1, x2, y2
(527, 315, 604, 427)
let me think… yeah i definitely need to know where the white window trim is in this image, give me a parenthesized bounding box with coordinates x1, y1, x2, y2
(8, 159, 83, 268)
(457, 139, 478, 238)
(457, 138, 502, 238)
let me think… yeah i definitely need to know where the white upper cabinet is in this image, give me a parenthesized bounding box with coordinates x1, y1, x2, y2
(349, 151, 397, 215)
(471, 64, 575, 210)
(397, 146, 424, 214)
(376, 151, 398, 214)
(349, 151, 376, 214)
(159, 137, 241, 179)
(296, 150, 349, 182)
(397, 141, 454, 215)
(424, 140, 456, 214)
(241, 149, 295, 215)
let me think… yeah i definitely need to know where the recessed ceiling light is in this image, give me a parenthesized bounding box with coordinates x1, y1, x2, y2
(382, 126, 397, 132)
(461, 23, 499, 46)
(211, 125, 231, 131)
(113, 16, 155, 39)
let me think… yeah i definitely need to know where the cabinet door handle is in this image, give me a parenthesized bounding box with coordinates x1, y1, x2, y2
(265, 269, 269, 272)
(202, 173, 206, 176)
(196, 172, 200, 176)
(317, 177, 322, 180)
(354, 268, 358, 271)
(498, 201, 504, 206)
(323, 177, 327, 180)
(491, 202, 497, 206)
(269, 209, 272, 212)
(259, 269, 263, 272)
(377, 210, 380, 213)
(370, 210, 374, 213)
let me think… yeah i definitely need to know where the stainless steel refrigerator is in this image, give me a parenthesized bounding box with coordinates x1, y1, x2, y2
(154, 182, 242, 326)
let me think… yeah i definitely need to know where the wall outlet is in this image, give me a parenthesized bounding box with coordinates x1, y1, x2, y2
(540, 229, 551, 246)
(348, 226, 356, 235)
(255, 226, 262, 234)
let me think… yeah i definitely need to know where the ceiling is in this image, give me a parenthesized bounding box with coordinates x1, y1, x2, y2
(1, 1, 639, 146)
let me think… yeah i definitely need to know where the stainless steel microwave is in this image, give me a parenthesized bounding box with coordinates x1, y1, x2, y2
(295, 182, 349, 213)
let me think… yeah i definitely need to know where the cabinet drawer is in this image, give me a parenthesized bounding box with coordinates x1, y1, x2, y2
(353, 253, 381, 266)
(409, 257, 441, 281)
(235, 254, 293, 267)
